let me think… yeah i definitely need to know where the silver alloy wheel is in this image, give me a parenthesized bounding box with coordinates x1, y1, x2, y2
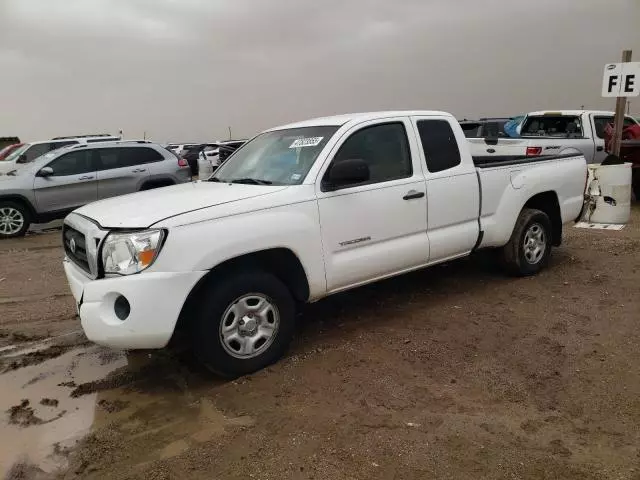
(219, 293, 280, 359)
(0, 207, 24, 235)
(523, 222, 546, 264)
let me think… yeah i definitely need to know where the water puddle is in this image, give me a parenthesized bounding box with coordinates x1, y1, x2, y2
(0, 337, 250, 477)
(0, 341, 128, 475)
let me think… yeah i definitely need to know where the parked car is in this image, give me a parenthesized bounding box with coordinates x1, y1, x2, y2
(467, 110, 639, 163)
(52, 134, 121, 142)
(621, 140, 640, 200)
(0, 141, 190, 238)
(0, 135, 121, 175)
(0, 143, 24, 161)
(62, 110, 587, 377)
(607, 125, 640, 200)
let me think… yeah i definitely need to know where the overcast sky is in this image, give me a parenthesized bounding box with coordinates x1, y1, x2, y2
(0, 0, 638, 142)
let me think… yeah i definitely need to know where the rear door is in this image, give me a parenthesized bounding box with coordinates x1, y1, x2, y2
(316, 118, 430, 292)
(412, 116, 480, 260)
(95, 147, 151, 199)
(144, 146, 183, 180)
(33, 149, 97, 213)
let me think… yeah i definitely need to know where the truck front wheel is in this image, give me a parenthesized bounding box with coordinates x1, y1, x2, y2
(190, 271, 296, 377)
(502, 208, 552, 276)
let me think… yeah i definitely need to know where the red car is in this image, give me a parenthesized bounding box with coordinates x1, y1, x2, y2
(620, 138, 640, 201)
(0, 142, 24, 161)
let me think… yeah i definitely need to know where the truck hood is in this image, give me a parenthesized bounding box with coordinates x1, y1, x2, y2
(74, 181, 289, 228)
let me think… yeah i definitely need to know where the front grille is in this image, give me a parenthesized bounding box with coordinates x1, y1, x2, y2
(63, 225, 90, 274)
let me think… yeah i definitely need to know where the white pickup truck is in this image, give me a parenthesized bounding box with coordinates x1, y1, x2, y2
(63, 111, 587, 376)
(467, 110, 639, 163)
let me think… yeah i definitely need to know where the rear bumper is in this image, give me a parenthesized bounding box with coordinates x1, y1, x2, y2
(64, 259, 206, 349)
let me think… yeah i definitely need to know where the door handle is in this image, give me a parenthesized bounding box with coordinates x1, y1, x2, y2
(596, 146, 604, 152)
(78, 176, 94, 180)
(486, 148, 496, 153)
(403, 190, 425, 200)
(132, 168, 147, 173)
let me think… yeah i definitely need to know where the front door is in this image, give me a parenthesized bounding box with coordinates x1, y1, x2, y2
(316, 119, 430, 292)
(33, 149, 98, 214)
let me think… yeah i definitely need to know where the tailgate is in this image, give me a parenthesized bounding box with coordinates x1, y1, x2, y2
(467, 138, 528, 158)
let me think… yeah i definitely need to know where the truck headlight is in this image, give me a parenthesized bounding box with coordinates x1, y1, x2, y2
(101, 229, 165, 275)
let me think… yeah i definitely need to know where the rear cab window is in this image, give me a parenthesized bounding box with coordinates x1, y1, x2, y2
(460, 122, 481, 138)
(520, 115, 583, 138)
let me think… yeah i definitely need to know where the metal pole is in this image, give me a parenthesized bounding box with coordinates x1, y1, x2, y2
(611, 50, 632, 156)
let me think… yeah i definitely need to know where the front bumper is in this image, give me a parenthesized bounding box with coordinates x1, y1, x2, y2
(64, 259, 207, 349)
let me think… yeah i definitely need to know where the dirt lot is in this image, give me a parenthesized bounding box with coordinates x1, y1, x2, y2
(1, 208, 639, 480)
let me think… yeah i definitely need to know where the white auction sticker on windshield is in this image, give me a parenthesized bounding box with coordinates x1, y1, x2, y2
(289, 137, 323, 148)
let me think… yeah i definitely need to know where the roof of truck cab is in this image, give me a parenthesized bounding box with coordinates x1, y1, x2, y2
(268, 111, 452, 130)
(526, 110, 617, 117)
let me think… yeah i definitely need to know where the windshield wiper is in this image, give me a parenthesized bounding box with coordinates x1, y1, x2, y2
(208, 177, 221, 182)
(228, 178, 273, 185)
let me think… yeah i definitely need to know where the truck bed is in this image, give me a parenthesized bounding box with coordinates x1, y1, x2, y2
(474, 152, 587, 249)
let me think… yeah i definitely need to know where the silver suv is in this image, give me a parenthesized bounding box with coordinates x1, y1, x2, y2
(0, 142, 191, 238)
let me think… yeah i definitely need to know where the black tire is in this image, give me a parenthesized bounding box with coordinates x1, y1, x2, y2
(0, 201, 31, 239)
(501, 208, 552, 276)
(190, 270, 296, 378)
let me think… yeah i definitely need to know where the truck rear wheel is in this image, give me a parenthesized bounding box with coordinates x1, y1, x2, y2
(0, 201, 31, 239)
(190, 270, 296, 377)
(502, 208, 552, 276)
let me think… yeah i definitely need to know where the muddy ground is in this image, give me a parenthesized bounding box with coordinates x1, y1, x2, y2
(1, 208, 639, 480)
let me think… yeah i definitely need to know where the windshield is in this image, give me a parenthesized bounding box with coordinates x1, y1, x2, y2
(3, 143, 30, 163)
(212, 126, 339, 185)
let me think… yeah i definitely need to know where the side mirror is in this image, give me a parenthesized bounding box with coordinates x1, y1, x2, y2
(16, 154, 28, 164)
(37, 167, 54, 177)
(326, 158, 370, 190)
